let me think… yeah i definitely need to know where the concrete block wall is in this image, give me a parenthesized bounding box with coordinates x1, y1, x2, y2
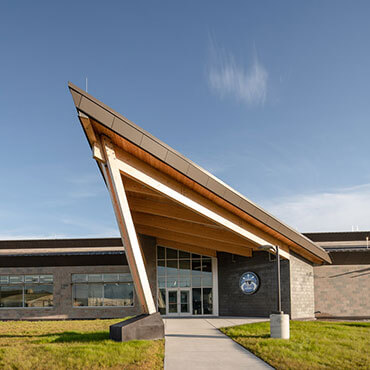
(314, 264, 370, 317)
(289, 253, 315, 319)
(218, 251, 291, 317)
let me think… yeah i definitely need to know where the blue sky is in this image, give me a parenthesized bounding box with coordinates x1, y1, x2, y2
(1, 1, 370, 239)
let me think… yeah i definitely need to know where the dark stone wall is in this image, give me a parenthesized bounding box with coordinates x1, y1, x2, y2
(218, 251, 290, 317)
(138, 234, 158, 306)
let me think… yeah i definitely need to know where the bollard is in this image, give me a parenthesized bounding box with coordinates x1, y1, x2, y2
(270, 313, 290, 339)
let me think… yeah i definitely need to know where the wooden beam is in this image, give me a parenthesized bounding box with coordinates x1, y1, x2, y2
(132, 212, 252, 246)
(122, 176, 163, 198)
(127, 196, 216, 226)
(80, 113, 98, 143)
(92, 142, 105, 163)
(135, 225, 253, 257)
(101, 136, 156, 314)
(79, 114, 105, 162)
(115, 147, 272, 248)
(156, 238, 217, 257)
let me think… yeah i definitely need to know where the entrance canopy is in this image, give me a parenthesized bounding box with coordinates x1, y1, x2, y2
(68, 82, 330, 314)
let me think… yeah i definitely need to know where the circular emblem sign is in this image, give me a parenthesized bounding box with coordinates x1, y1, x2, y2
(239, 272, 260, 295)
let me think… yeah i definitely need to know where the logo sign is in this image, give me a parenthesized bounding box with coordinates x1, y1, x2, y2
(239, 272, 260, 295)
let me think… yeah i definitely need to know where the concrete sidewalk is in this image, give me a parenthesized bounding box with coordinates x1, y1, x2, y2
(163, 317, 273, 370)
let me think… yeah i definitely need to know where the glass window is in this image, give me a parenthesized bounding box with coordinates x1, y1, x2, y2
(73, 284, 88, 307)
(202, 258, 212, 273)
(0, 276, 9, 285)
(158, 288, 166, 315)
(179, 260, 190, 274)
(72, 274, 87, 283)
(202, 274, 213, 287)
(179, 250, 190, 259)
(88, 274, 103, 283)
(191, 276, 201, 287)
(24, 285, 53, 307)
(157, 260, 165, 276)
(39, 275, 53, 284)
(166, 248, 178, 259)
(168, 291, 177, 313)
(9, 276, 23, 284)
(203, 288, 213, 314)
(179, 276, 191, 288)
(157, 246, 214, 316)
(192, 288, 201, 315)
(0, 275, 54, 308)
(157, 246, 165, 259)
(102, 274, 118, 282)
(166, 260, 178, 276)
(158, 276, 166, 288)
(25, 275, 39, 283)
(72, 273, 133, 307)
(88, 284, 103, 306)
(105, 283, 133, 307)
(192, 260, 202, 275)
(119, 273, 132, 282)
(167, 277, 178, 288)
(0, 286, 23, 307)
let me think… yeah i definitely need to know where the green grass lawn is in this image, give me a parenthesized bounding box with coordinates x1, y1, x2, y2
(0, 318, 164, 370)
(221, 320, 370, 370)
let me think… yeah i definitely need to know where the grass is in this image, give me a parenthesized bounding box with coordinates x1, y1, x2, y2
(221, 320, 370, 370)
(0, 318, 164, 370)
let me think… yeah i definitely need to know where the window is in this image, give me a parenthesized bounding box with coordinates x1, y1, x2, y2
(0, 275, 53, 308)
(156, 246, 213, 315)
(72, 273, 134, 307)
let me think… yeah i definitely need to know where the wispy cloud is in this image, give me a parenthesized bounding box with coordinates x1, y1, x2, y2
(263, 183, 370, 232)
(208, 41, 268, 106)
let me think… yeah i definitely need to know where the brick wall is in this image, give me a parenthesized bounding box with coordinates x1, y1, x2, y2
(289, 253, 315, 319)
(218, 251, 291, 317)
(314, 264, 370, 317)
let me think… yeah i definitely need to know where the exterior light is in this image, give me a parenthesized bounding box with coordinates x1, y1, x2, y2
(258, 244, 289, 339)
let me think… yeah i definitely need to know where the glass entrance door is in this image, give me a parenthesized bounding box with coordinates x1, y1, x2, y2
(166, 289, 191, 316)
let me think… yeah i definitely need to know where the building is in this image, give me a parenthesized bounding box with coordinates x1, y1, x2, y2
(0, 84, 368, 321)
(1, 232, 368, 320)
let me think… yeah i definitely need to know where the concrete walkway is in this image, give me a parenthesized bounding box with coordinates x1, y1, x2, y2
(163, 317, 273, 370)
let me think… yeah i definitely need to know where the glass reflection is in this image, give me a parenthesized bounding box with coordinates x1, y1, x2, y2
(157, 246, 213, 315)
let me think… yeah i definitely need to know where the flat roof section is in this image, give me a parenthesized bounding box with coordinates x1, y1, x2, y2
(68, 82, 330, 264)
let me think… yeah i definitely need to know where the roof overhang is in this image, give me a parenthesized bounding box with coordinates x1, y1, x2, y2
(68, 82, 330, 266)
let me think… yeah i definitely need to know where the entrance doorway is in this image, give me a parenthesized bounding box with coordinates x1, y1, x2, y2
(157, 245, 218, 316)
(166, 288, 191, 316)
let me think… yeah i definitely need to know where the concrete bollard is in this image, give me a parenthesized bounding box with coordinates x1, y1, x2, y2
(270, 313, 290, 339)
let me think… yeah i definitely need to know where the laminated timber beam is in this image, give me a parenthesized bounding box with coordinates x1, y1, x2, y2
(100, 136, 156, 315)
(113, 146, 275, 249)
(122, 176, 163, 198)
(135, 225, 253, 257)
(126, 196, 216, 226)
(131, 211, 252, 246)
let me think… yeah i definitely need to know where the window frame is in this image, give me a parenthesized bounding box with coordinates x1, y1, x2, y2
(71, 273, 135, 308)
(0, 274, 54, 309)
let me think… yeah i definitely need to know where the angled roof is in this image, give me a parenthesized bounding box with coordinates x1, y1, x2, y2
(68, 82, 330, 264)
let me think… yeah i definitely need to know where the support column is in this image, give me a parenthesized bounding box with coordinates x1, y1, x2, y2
(100, 136, 156, 315)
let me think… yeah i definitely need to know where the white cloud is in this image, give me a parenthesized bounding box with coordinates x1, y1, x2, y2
(208, 43, 268, 106)
(263, 184, 370, 232)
